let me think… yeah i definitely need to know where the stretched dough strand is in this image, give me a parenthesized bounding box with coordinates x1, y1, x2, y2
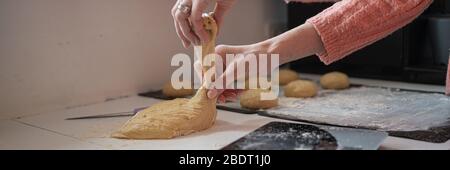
(112, 13, 218, 139)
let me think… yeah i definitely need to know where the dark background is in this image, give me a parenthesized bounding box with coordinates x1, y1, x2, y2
(287, 0, 450, 85)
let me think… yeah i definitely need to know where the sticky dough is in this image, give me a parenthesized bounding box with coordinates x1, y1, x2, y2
(320, 72, 350, 90)
(112, 14, 218, 139)
(284, 80, 318, 98)
(240, 89, 278, 110)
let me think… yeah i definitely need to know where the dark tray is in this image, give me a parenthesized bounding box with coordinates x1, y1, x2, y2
(222, 122, 338, 150)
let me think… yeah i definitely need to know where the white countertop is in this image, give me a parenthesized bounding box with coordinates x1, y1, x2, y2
(1, 74, 449, 150)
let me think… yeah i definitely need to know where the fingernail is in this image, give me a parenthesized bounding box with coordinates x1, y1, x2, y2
(207, 90, 217, 99)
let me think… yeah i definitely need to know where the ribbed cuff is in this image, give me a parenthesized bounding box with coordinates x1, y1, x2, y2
(306, 17, 341, 65)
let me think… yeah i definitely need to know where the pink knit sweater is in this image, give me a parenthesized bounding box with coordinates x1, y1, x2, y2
(288, 0, 449, 95)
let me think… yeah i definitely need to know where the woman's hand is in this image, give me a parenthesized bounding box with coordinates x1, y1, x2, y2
(204, 23, 326, 102)
(171, 0, 236, 48)
(195, 42, 275, 103)
(193, 44, 261, 103)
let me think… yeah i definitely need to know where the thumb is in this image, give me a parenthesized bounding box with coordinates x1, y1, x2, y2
(208, 44, 246, 99)
(207, 55, 238, 99)
(215, 44, 243, 59)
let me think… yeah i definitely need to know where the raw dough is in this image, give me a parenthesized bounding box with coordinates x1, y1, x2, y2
(112, 14, 218, 139)
(284, 80, 318, 98)
(279, 69, 300, 86)
(240, 89, 278, 110)
(320, 72, 350, 90)
(111, 88, 216, 139)
(162, 81, 194, 97)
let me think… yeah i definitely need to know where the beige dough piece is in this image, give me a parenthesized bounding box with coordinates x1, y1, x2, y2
(284, 80, 318, 98)
(112, 14, 218, 139)
(112, 88, 216, 139)
(240, 89, 278, 110)
(162, 81, 194, 98)
(320, 72, 350, 90)
(279, 69, 300, 86)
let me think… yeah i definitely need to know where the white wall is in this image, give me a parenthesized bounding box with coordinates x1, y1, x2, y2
(0, 0, 287, 119)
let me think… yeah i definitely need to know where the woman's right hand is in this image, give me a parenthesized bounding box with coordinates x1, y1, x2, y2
(171, 0, 236, 48)
(204, 44, 260, 103)
(197, 42, 276, 102)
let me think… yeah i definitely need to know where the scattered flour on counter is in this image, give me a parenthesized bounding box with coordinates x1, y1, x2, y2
(267, 87, 450, 131)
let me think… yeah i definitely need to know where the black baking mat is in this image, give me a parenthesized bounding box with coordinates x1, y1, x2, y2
(222, 122, 338, 150)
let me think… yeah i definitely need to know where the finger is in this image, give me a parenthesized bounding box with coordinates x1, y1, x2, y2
(207, 88, 218, 99)
(174, 17, 191, 48)
(175, 10, 200, 45)
(215, 44, 243, 72)
(218, 95, 227, 103)
(171, 0, 179, 17)
(191, 0, 210, 44)
(207, 88, 225, 99)
(222, 90, 237, 98)
(215, 45, 245, 59)
(222, 91, 238, 101)
(172, 0, 190, 48)
(208, 45, 247, 99)
(215, 45, 246, 90)
(179, 18, 200, 45)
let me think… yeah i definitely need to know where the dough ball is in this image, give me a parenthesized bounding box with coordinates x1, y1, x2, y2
(240, 89, 278, 110)
(162, 82, 194, 97)
(284, 80, 318, 98)
(320, 72, 350, 90)
(279, 69, 300, 85)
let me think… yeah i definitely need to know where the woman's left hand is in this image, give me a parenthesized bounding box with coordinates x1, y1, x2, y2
(171, 0, 236, 48)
